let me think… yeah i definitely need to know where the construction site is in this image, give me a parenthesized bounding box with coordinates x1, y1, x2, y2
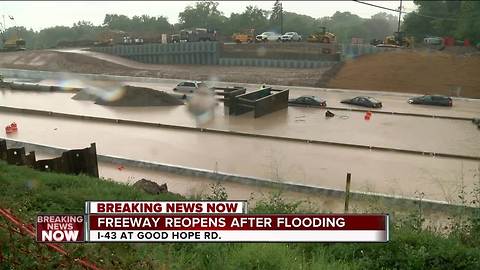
(1, 0, 480, 268)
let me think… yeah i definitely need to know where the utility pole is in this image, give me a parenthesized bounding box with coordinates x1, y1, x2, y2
(397, 0, 402, 33)
(280, 2, 283, 34)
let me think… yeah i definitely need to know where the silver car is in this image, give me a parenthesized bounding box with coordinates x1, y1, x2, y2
(173, 81, 205, 93)
(281, 32, 302, 42)
(256, 32, 281, 42)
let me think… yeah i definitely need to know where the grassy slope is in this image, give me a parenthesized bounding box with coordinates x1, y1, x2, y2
(1, 161, 479, 270)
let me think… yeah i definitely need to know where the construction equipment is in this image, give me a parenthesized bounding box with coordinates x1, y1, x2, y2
(0, 15, 26, 51)
(307, 27, 336, 44)
(380, 31, 412, 48)
(179, 28, 217, 42)
(232, 29, 255, 44)
(1, 35, 26, 51)
(93, 29, 127, 47)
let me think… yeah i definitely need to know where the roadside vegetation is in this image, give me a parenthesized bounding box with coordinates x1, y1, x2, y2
(1, 161, 479, 269)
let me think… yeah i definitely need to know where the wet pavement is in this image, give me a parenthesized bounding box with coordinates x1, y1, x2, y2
(0, 89, 479, 157)
(1, 111, 478, 203)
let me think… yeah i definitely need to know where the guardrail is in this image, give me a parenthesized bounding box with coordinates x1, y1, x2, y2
(1, 105, 478, 161)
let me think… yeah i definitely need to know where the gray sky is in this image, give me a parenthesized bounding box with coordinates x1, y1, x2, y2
(1, 1, 417, 31)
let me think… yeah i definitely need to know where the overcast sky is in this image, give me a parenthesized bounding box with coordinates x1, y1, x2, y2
(1, 1, 417, 31)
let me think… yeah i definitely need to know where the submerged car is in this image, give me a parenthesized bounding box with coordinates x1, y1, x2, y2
(173, 81, 205, 93)
(288, 95, 326, 107)
(340, 96, 382, 108)
(407, 95, 452, 107)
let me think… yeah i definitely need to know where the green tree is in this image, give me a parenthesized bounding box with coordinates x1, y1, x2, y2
(282, 12, 318, 37)
(326, 11, 365, 43)
(362, 12, 398, 41)
(178, 1, 227, 31)
(402, 0, 479, 42)
(227, 5, 269, 34)
(455, 1, 480, 42)
(269, 0, 283, 33)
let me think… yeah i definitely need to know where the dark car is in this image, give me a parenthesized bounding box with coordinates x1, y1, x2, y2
(407, 95, 452, 107)
(340, 96, 382, 108)
(288, 96, 327, 107)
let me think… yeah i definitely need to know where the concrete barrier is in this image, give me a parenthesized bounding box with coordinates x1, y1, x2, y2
(2, 138, 476, 213)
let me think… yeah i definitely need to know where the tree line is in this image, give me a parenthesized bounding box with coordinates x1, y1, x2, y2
(1, 0, 479, 50)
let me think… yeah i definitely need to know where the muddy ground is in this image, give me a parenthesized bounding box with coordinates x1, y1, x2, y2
(329, 48, 480, 98)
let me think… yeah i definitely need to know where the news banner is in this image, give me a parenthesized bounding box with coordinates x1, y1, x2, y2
(36, 201, 389, 243)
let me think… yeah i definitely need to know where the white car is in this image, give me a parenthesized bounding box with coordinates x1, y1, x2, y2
(173, 81, 205, 93)
(256, 32, 281, 42)
(280, 32, 302, 42)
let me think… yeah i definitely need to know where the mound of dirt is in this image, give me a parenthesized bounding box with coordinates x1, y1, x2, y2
(327, 49, 480, 98)
(73, 85, 184, 106)
(0, 50, 134, 74)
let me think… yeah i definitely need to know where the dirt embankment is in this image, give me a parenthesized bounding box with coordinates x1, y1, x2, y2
(328, 49, 480, 98)
(0, 50, 327, 87)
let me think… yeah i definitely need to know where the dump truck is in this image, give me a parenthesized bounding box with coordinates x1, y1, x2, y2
(178, 28, 217, 42)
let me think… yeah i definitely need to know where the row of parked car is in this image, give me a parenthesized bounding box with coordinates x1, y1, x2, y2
(255, 32, 302, 42)
(289, 95, 453, 108)
(172, 81, 454, 108)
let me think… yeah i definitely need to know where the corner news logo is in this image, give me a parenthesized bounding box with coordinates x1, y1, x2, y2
(36, 214, 85, 243)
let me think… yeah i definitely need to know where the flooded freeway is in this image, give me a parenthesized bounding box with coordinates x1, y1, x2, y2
(0, 89, 479, 157)
(1, 110, 478, 203)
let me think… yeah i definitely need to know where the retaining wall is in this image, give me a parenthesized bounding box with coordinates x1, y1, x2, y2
(91, 42, 220, 65)
(90, 42, 343, 68)
(341, 44, 392, 59)
(218, 58, 337, 68)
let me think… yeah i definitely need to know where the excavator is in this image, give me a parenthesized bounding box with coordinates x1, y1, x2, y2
(1, 34, 25, 51)
(0, 16, 26, 52)
(307, 27, 336, 44)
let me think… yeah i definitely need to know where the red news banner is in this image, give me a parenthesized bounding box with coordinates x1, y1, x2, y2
(37, 201, 389, 243)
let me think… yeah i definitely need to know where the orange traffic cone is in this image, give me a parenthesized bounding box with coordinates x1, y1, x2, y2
(10, 122, 17, 132)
